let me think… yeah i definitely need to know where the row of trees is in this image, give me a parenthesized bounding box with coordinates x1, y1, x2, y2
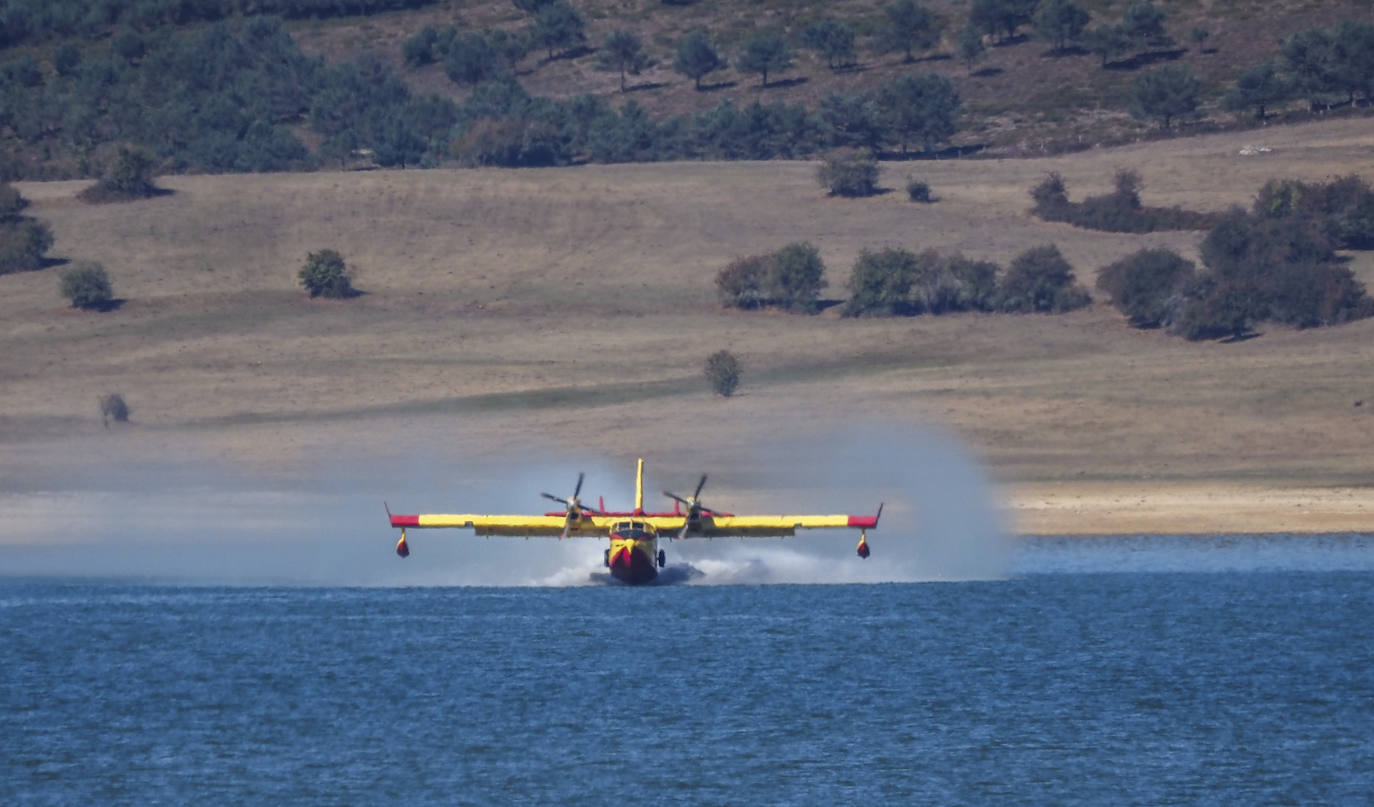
(1097, 175, 1374, 339)
(716, 241, 1092, 319)
(1030, 169, 1218, 233)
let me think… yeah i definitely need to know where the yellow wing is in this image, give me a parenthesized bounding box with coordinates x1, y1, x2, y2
(389, 512, 879, 538)
(637, 513, 874, 538)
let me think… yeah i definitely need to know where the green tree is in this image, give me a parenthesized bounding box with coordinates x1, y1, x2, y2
(0, 218, 54, 274)
(1329, 20, 1374, 105)
(1120, 1, 1170, 51)
(1034, 0, 1090, 54)
(404, 25, 439, 66)
(531, 1, 586, 60)
(956, 25, 986, 73)
(99, 393, 130, 426)
(817, 148, 879, 197)
(844, 248, 920, 316)
(801, 18, 857, 70)
(60, 261, 114, 311)
(1279, 27, 1337, 109)
(1130, 64, 1200, 130)
(969, 0, 1039, 43)
(874, 73, 960, 155)
(1096, 247, 1195, 327)
(1083, 24, 1129, 66)
(997, 244, 1091, 313)
(52, 42, 81, 77)
(444, 32, 505, 85)
(716, 254, 769, 309)
(704, 350, 741, 397)
(674, 29, 724, 90)
(1223, 63, 1291, 120)
(767, 242, 827, 313)
(298, 249, 356, 299)
(83, 145, 159, 201)
(736, 30, 792, 87)
(877, 0, 941, 63)
(819, 93, 882, 149)
(599, 29, 650, 92)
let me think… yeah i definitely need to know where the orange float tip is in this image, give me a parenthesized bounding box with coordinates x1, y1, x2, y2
(856, 535, 870, 559)
(396, 534, 410, 558)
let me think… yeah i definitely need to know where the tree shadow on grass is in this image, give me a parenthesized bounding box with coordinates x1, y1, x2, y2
(761, 75, 809, 90)
(1105, 48, 1186, 71)
(626, 80, 667, 93)
(699, 79, 738, 92)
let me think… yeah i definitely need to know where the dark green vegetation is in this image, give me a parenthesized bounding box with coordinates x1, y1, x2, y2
(2, 1, 1371, 179)
(0, 182, 52, 273)
(704, 350, 741, 398)
(98, 393, 130, 426)
(1094, 175, 1374, 339)
(298, 249, 357, 299)
(841, 246, 1068, 317)
(715, 242, 827, 314)
(817, 149, 879, 197)
(1030, 169, 1219, 233)
(77, 146, 161, 203)
(59, 260, 114, 310)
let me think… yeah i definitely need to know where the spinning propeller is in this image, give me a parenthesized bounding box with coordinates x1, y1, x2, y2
(663, 474, 714, 540)
(542, 472, 602, 539)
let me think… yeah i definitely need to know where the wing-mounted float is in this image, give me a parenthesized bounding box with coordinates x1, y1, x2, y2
(387, 458, 884, 584)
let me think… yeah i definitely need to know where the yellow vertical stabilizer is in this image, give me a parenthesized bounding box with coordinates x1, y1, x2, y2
(635, 458, 644, 513)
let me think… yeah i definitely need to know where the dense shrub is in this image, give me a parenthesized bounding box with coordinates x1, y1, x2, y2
(1252, 174, 1374, 250)
(99, 393, 130, 426)
(1096, 247, 1196, 328)
(843, 248, 919, 316)
(1031, 170, 1218, 233)
(997, 245, 1091, 313)
(715, 243, 827, 313)
(818, 148, 879, 197)
(60, 261, 114, 310)
(298, 249, 356, 299)
(906, 177, 933, 203)
(704, 350, 741, 397)
(0, 216, 53, 274)
(79, 145, 160, 203)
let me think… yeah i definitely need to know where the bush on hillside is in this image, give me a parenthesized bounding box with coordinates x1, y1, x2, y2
(99, 394, 131, 426)
(704, 350, 741, 397)
(844, 248, 1002, 317)
(997, 245, 1091, 313)
(1030, 170, 1219, 233)
(60, 261, 115, 310)
(906, 177, 933, 203)
(715, 243, 827, 313)
(1252, 174, 1374, 250)
(298, 249, 357, 299)
(79, 146, 161, 203)
(843, 248, 919, 316)
(1096, 247, 1196, 328)
(818, 148, 879, 197)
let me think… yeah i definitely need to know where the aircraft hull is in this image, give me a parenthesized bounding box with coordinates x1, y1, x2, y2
(608, 542, 658, 585)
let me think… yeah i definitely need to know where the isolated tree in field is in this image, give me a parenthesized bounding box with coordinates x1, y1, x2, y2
(60, 261, 114, 311)
(736, 30, 792, 87)
(298, 249, 356, 299)
(531, 1, 586, 60)
(877, 0, 941, 63)
(767, 242, 827, 313)
(997, 245, 1091, 313)
(817, 148, 879, 197)
(1083, 24, 1130, 66)
(802, 18, 857, 70)
(1130, 65, 1200, 130)
(716, 254, 770, 309)
(957, 25, 986, 73)
(1223, 63, 1292, 120)
(1096, 247, 1196, 328)
(1034, 0, 1090, 54)
(81, 145, 159, 202)
(99, 393, 131, 427)
(674, 29, 724, 90)
(0, 182, 53, 275)
(875, 73, 960, 154)
(599, 29, 650, 92)
(704, 350, 741, 397)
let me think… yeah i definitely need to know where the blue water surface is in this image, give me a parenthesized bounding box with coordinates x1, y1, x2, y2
(4, 536, 1374, 806)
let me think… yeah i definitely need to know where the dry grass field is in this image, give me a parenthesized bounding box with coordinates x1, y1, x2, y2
(3, 117, 1373, 535)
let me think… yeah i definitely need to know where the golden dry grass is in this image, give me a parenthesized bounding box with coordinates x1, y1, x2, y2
(3, 117, 1374, 533)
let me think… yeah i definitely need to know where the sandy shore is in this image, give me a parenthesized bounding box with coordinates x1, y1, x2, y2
(1007, 482, 1374, 535)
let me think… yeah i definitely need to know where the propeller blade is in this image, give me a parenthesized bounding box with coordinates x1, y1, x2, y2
(663, 490, 691, 506)
(541, 492, 568, 505)
(692, 474, 707, 500)
(573, 472, 584, 500)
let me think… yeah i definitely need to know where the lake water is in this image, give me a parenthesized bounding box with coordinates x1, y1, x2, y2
(3, 535, 1373, 805)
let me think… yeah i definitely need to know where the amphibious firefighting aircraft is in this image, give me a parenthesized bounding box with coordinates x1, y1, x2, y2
(387, 459, 882, 585)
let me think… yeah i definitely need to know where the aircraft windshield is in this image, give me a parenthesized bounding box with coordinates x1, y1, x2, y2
(612, 521, 655, 540)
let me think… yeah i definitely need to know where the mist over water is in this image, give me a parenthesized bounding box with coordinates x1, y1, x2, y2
(0, 424, 1017, 586)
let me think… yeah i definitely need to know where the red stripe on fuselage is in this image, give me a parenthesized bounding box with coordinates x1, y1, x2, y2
(608, 544, 658, 585)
